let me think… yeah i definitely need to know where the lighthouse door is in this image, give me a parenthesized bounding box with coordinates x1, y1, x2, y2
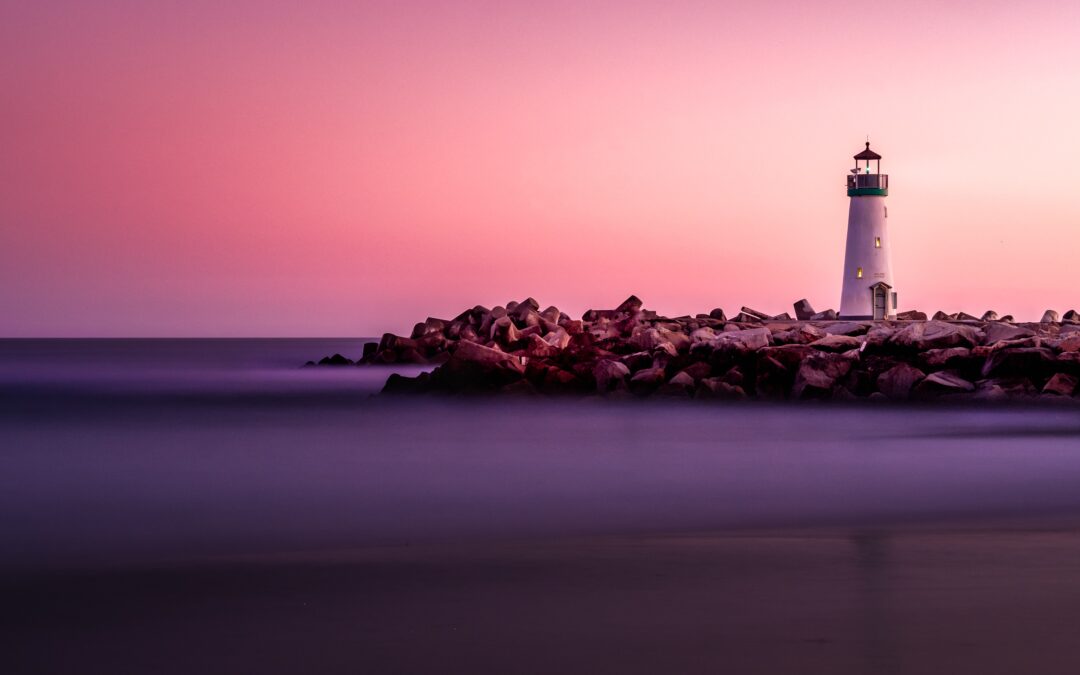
(872, 286, 888, 320)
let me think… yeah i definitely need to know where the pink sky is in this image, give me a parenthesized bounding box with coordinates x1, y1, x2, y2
(3, 0, 1079, 336)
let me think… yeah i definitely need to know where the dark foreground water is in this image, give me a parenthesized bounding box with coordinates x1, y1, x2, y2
(3, 339, 1080, 674)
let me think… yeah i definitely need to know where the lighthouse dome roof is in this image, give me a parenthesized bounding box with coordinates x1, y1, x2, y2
(854, 142, 881, 160)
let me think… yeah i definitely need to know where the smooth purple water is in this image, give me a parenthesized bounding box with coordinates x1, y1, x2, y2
(4, 339, 1080, 673)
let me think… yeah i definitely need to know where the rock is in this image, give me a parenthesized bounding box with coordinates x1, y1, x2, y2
(983, 323, 1035, 344)
(733, 312, 763, 324)
(809, 334, 862, 352)
(709, 308, 727, 321)
(864, 326, 896, 348)
(593, 360, 631, 392)
(740, 306, 772, 321)
(318, 353, 354, 366)
(823, 321, 869, 336)
(629, 328, 669, 351)
(896, 310, 927, 321)
(889, 321, 979, 351)
(979, 377, 1037, 398)
(711, 326, 772, 351)
(919, 347, 972, 370)
(615, 295, 644, 314)
(451, 341, 523, 371)
(525, 333, 560, 358)
(382, 372, 428, 394)
(999, 315, 1015, 323)
(980, 311, 998, 322)
(772, 312, 793, 321)
(981, 347, 1056, 379)
(1043, 373, 1078, 396)
(876, 363, 926, 400)
(544, 329, 572, 350)
(1041, 310, 1060, 323)
(932, 311, 952, 321)
(955, 312, 980, 321)
(362, 342, 378, 361)
(695, 378, 747, 400)
(1060, 335, 1080, 353)
(397, 348, 428, 364)
(792, 352, 855, 399)
(679, 361, 714, 382)
(789, 324, 827, 344)
(667, 371, 696, 388)
(629, 367, 668, 393)
(914, 371, 975, 395)
(793, 299, 816, 321)
(721, 366, 745, 386)
(810, 310, 838, 321)
(1064, 310, 1080, 323)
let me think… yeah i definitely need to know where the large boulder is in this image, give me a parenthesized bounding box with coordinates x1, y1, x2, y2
(1043, 373, 1078, 396)
(615, 295, 644, 314)
(733, 312, 764, 324)
(810, 310, 838, 321)
(980, 311, 999, 322)
(823, 321, 870, 336)
(628, 328, 668, 351)
(793, 299, 816, 321)
(1041, 310, 1060, 323)
(1063, 310, 1080, 323)
(524, 333, 560, 358)
(709, 308, 727, 321)
(896, 310, 928, 321)
(876, 363, 926, 400)
(451, 341, 523, 370)
(695, 377, 747, 400)
(792, 352, 855, 399)
(711, 326, 772, 351)
(919, 347, 972, 371)
(931, 311, 952, 321)
(914, 371, 975, 396)
(740, 306, 772, 321)
(593, 359, 631, 392)
(983, 323, 1035, 344)
(809, 334, 862, 352)
(888, 321, 979, 351)
(981, 347, 1056, 379)
(1060, 334, 1080, 353)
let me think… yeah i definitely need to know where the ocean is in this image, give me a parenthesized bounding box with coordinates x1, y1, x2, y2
(4, 338, 1080, 674)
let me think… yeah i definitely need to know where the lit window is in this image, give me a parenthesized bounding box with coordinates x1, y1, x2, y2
(856, 267, 863, 279)
(875, 237, 881, 248)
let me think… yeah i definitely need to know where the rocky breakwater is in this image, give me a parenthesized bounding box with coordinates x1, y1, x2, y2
(320, 296, 1080, 403)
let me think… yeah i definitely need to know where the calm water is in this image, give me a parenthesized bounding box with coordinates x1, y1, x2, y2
(4, 339, 1080, 673)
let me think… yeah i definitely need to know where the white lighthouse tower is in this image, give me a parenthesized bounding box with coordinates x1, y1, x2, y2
(839, 141, 896, 319)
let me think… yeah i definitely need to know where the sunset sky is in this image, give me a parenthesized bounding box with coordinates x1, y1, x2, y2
(3, 0, 1079, 336)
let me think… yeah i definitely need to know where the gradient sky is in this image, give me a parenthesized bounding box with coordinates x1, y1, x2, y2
(3, 0, 1079, 336)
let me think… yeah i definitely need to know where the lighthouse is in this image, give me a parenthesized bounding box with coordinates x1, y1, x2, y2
(839, 141, 896, 319)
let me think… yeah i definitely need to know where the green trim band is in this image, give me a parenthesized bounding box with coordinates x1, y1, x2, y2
(847, 188, 888, 197)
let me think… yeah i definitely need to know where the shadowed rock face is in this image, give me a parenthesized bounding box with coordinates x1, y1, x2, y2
(316, 296, 1080, 404)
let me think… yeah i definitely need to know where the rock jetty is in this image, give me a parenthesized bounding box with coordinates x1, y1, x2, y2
(315, 297, 1080, 402)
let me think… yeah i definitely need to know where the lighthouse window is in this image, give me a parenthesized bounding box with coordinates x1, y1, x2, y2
(884, 206, 888, 218)
(856, 267, 863, 279)
(875, 237, 881, 248)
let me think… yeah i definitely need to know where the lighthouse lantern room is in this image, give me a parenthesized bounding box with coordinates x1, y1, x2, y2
(839, 141, 895, 319)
